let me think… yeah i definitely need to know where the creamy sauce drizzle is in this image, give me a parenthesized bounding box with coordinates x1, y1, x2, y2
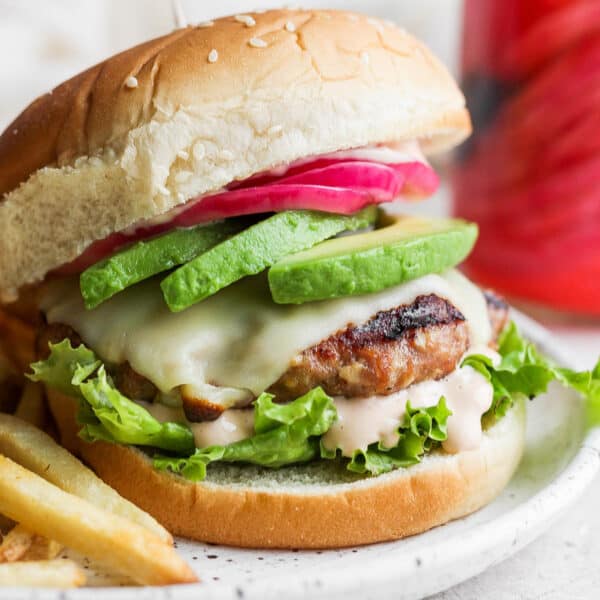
(140, 402, 255, 449)
(142, 350, 497, 455)
(322, 353, 496, 455)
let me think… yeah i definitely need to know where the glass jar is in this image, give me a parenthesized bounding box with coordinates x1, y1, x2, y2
(453, 0, 600, 316)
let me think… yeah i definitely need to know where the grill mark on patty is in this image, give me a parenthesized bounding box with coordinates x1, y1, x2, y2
(268, 295, 471, 402)
(347, 295, 465, 343)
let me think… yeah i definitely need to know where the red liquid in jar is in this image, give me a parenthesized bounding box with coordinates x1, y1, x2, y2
(453, 0, 600, 314)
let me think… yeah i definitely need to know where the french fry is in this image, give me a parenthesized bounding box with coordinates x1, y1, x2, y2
(0, 525, 33, 562)
(0, 523, 63, 562)
(21, 536, 62, 561)
(0, 456, 197, 586)
(14, 383, 46, 430)
(0, 559, 85, 588)
(0, 414, 171, 543)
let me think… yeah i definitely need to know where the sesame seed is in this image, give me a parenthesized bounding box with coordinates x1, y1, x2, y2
(208, 49, 219, 63)
(12, 128, 18, 135)
(248, 37, 268, 48)
(220, 150, 234, 161)
(360, 51, 370, 65)
(268, 124, 283, 136)
(235, 14, 256, 27)
(196, 20, 214, 28)
(284, 21, 296, 32)
(125, 76, 138, 89)
(192, 142, 206, 161)
(177, 150, 189, 160)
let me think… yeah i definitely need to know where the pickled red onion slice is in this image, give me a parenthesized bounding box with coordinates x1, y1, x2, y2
(230, 159, 438, 197)
(170, 185, 378, 227)
(57, 159, 438, 274)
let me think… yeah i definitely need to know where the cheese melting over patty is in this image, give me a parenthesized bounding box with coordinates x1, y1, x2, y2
(42, 270, 491, 404)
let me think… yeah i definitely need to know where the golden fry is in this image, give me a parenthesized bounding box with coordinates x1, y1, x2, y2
(0, 414, 170, 543)
(0, 456, 197, 586)
(21, 536, 62, 561)
(0, 559, 85, 588)
(0, 525, 33, 562)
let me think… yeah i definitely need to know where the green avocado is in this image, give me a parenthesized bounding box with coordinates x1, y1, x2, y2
(80, 220, 244, 309)
(161, 207, 377, 312)
(268, 214, 478, 304)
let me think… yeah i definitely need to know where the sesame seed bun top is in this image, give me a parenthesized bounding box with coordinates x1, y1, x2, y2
(0, 9, 470, 300)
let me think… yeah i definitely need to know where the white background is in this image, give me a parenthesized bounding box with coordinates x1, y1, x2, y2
(1, 1, 599, 598)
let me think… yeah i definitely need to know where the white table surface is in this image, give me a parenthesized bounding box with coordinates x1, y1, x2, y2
(432, 326, 600, 600)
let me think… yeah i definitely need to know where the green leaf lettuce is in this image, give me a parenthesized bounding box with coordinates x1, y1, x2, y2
(154, 387, 337, 481)
(463, 322, 600, 424)
(320, 397, 452, 476)
(28, 340, 195, 454)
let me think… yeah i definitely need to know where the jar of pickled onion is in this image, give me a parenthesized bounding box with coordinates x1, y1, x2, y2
(452, 0, 600, 316)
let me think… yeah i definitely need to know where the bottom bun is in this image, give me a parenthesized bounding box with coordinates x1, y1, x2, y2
(48, 390, 525, 549)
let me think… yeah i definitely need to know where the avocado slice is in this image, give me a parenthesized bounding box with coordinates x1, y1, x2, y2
(268, 214, 478, 304)
(161, 207, 377, 312)
(80, 220, 244, 309)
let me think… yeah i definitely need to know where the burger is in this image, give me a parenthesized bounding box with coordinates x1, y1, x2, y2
(0, 9, 596, 549)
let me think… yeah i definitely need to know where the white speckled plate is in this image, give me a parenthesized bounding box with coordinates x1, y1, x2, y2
(3, 311, 599, 600)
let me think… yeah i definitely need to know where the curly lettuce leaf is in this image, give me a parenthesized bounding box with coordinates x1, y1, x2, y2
(29, 341, 100, 396)
(154, 387, 337, 481)
(463, 322, 600, 424)
(29, 340, 194, 453)
(321, 397, 452, 476)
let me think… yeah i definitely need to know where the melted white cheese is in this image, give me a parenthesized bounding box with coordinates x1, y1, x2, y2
(42, 270, 490, 401)
(142, 356, 495, 455)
